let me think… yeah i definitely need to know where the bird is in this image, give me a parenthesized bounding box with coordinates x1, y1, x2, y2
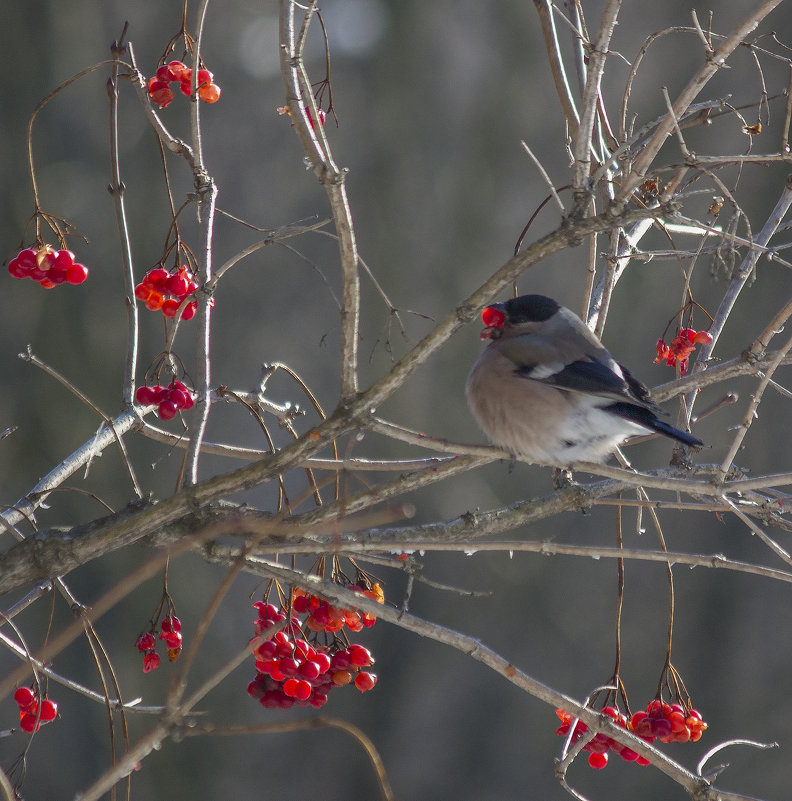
(465, 294, 703, 465)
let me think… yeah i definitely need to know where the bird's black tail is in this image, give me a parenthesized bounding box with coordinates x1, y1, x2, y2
(606, 402, 703, 448)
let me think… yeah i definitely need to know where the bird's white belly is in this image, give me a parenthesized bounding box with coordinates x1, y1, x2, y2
(466, 357, 647, 465)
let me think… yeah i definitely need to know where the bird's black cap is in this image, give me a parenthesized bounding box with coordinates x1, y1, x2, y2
(502, 294, 560, 324)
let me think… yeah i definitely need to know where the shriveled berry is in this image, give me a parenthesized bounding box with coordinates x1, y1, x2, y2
(142, 651, 161, 672)
(136, 632, 157, 651)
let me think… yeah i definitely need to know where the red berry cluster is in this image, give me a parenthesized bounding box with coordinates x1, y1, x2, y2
(555, 699, 708, 769)
(136, 380, 195, 420)
(14, 687, 58, 733)
(8, 246, 88, 288)
(134, 265, 201, 319)
(654, 328, 713, 375)
(148, 61, 221, 108)
(555, 707, 649, 770)
(135, 615, 183, 673)
(294, 583, 384, 633)
(630, 700, 707, 744)
(247, 601, 377, 710)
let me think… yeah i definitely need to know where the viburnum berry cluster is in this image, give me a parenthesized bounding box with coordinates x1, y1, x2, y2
(135, 614, 183, 673)
(14, 686, 58, 733)
(136, 380, 195, 420)
(654, 328, 713, 375)
(7, 245, 89, 288)
(134, 264, 202, 319)
(555, 706, 648, 770)
(247, 585, 383, 710)
(148, 60, 221, 108)
(294, 584, 384, 632)
(555, 699, 707, 769)
(630, 700, 707, 744)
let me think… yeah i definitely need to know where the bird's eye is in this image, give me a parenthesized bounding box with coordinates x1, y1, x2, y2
(481, 306, 506, 329)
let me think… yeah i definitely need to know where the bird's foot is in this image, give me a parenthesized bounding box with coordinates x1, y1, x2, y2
(552, 467, 575, 490)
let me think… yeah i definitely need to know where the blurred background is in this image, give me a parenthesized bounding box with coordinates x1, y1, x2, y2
(2, 0, 792, 799)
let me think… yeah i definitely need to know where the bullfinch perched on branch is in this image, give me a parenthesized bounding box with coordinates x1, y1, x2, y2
(466, 294, 703, 465)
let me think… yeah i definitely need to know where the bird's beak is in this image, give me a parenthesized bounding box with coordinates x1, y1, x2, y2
(479, 302, 506, 340)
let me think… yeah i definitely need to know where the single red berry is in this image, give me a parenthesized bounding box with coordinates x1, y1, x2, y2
(331, 669, 353, 686)
(180, 79, 192, 97)
(134, 283, 151, 301)
(158, 400, 178, 420)
(8, 257, 27, 279)
(38, 699, 58, 722)
(160, 615, 181, 631)
(162, 631, 182, 649)
(19, 712, 40, 733)
(278, 656, 300, 677)
(145, 291, 164, 311)
(14, 686, 36, 710)
(53, 250, 75, 270)
(588, 752, 608, 769)
(167, 273, 190, 297)
(299, 660, 321, 681)
(156, 64, 175, 83)
(65, 263, 89, 284)
(481, 305, 506, 330)
(168, 61, 190, 82)
(198, 83, 221, 103)
(161, 298, 181, 318)
(313, 652, 331, 674)
(147, 268, 169, 287)
(169, 387, 189, 409)
(196, 68, 213, 86)
(135, 386, 157, 406)
(16, 248, 38, 271)
(292, 594, 310, 614)
(347, 644, 373, 667)
(254, 640, 278, 661)
(354, 671, 377, 692)
(693, 330, 713, 345)
(330, 650, 352, 671)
